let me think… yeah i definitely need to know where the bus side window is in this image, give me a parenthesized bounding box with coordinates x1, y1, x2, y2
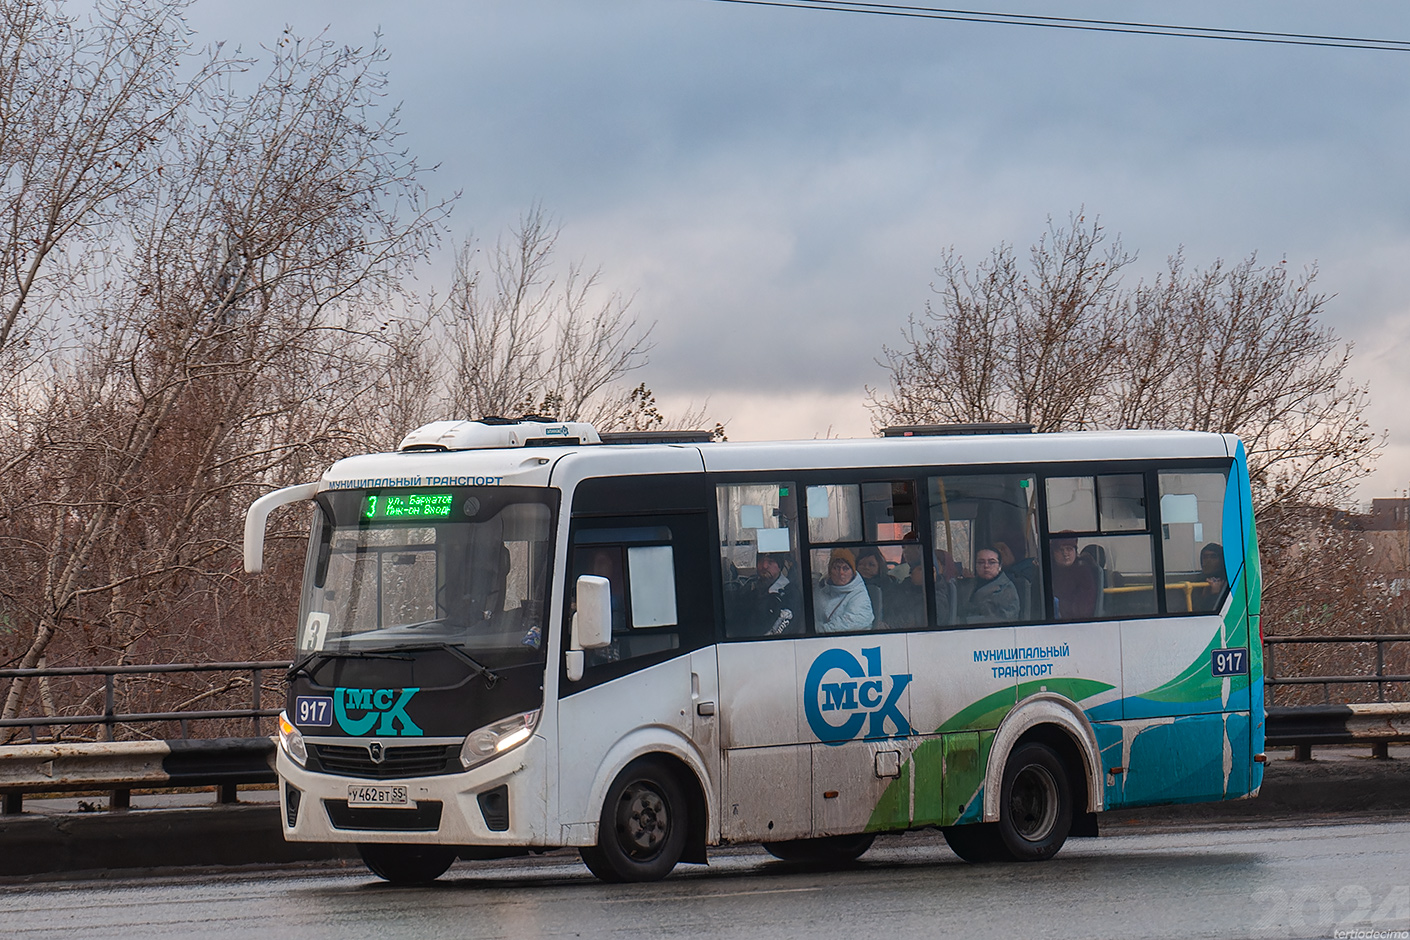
(570, 540, 679, 668)
(929, 473, 1042, 628)
(718, 483, 803, 638)
(1158, 469, 1231, 613)
(1044, 474, 1156, 620)
(564, 510, 713, 688)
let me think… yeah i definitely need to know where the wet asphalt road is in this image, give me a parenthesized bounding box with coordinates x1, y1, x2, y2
(3, 819, 1408, 940)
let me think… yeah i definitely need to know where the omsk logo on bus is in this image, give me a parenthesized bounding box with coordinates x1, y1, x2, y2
(333, 687, 424, 736)
(804, 647, 912, 745)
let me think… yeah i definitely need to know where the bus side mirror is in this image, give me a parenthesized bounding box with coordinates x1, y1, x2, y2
(575, 576, 612, 650)
(566, 575, 612, 683)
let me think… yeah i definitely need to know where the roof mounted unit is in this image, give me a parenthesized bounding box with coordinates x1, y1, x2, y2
(598, 430, 714, 445)
(881, 422, 1035, 437)
(398, 419, 602, 451)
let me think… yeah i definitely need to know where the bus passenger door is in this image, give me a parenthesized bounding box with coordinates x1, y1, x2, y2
(556, 511, 718, 837)
(717, 639, 811, 843)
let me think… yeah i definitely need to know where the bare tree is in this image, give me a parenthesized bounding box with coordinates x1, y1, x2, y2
(870, 214, 1383, 642)
(438, 206, 657, 429)
(0, 0, 215, 380)
(874, 215, 1133, 433)
(870, 215, 1379, 515)
(0, 17, 447, 735)
(1119, 254, 1376, 521)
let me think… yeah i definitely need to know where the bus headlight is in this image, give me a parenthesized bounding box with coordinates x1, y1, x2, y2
(461, 710, 540, 769)
(278, 711, 308, 766)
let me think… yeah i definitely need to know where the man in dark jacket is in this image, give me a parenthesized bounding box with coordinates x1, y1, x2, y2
(742, 552, 802, 635)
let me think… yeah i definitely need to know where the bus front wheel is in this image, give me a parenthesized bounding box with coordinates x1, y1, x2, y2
(580, 757, 687, 883)
(357, 843, 457, 884)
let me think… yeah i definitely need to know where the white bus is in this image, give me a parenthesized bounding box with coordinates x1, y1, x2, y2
(245, 419, 1263, 884)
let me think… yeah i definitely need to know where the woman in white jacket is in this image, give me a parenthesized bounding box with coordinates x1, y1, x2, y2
(813, 548, 875, 633)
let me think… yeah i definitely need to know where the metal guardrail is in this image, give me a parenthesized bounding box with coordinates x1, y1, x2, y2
(1249, 634, 1410, 760)
(0, 736, 277, 815)
(1266, 703, 1410, 745)
(0, 661, 288, 742)
(1264, 634, 1410, 704)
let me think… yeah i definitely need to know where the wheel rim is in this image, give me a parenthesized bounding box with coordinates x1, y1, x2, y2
(615, 780, 670, 859)
(1009, 763, 1059, 842)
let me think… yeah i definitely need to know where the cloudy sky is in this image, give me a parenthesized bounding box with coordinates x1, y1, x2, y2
(189, 1, 1410, 499)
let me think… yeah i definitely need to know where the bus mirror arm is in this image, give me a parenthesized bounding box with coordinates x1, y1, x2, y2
(244, 482, 320, 574)
(565, 649, 584, 682)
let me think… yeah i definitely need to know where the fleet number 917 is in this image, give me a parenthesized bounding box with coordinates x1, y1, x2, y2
(1211, 648, 1248, 677)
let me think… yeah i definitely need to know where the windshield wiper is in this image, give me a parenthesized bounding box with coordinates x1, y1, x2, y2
(381, 642, 501, 688)
(390, 618, 448, 631)
(286, 647, 416, 682)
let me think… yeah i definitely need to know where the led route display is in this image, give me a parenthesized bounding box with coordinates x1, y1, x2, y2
(362, 492, 454, 520)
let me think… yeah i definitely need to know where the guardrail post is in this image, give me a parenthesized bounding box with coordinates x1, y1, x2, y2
(1372, 742, 1389, 759)
(252, 668, 262, 737)
(1294, 744, 1313, 761)
(109, 788, 130, 811)
(1376, 640, 1386, 704)
(103, 674, 115, 742)
(218, 783, 238, 804)
(3, 792, 20, 815)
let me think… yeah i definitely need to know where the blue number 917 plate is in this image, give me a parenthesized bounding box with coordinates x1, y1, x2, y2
(294, 695, 332, 727)
(1211, 648, 1248, 677)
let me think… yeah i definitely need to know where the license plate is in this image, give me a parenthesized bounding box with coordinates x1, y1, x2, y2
(347, 784, 411, 808)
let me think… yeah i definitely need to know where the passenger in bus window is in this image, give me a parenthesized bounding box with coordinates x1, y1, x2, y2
(813, 548, 875, 633)
(1050, 535, 1098, 620)
(889, 532, 924, 583)
(935, 547, 960, 583)
(956, 548, 1021, 624)
(1193, 543, 1228, 612)
(743, 552, 802, 636)
(993, 537, 1036, 585)
(854, 546, 889, 625)
(887, 562, 928, 629)
(932, 548, 965, 625)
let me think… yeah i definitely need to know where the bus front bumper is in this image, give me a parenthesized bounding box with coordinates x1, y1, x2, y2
(276, 736, 550, 846)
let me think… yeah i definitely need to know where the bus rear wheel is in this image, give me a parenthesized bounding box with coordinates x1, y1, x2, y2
(943, 741, 1074, 863)
(996, 742, 1073, 861)
(580, 757, 687, 883)
(763, 833, 875, 864)
(357, 843, 457, 884)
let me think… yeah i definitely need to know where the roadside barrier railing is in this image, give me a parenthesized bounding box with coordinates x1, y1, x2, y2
(1264, 634, 1410, 760)
(0, 661, 288, 743)
(2, 640, 1408, 814)
(0, 736, 276, 815)
(1264, 634, 1410, 705)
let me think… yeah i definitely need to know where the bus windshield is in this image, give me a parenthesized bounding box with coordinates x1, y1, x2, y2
(297, 487, 557, 667)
